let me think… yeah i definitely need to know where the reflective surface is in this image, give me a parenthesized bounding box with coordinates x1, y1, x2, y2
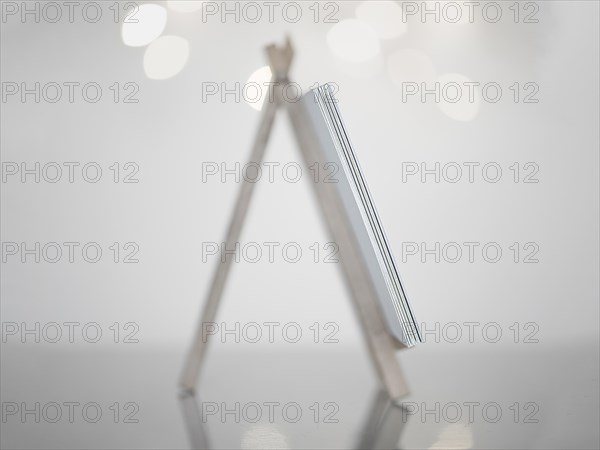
(2, 342, 598, 449)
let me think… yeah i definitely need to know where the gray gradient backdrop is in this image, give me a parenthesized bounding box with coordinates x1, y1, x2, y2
(1, 1, 599, 449)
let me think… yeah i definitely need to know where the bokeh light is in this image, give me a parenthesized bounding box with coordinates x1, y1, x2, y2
(121, 4, 167, 47)
(326, 19, 381, 63)
(436, 73, 480, 122)
(143, 36, 190, 80)
(245, 65, 273, 111)
(355, 1, 407, 40)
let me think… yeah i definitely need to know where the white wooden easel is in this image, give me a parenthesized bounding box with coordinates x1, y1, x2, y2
(180, 38, 411, 400)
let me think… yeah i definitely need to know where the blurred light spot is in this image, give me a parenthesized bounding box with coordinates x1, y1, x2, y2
(436, 73, 480, 122)
(245, 65, 272, 111)
(387, 49, 436, 88)
(335, 53, 384, 78)
(144, 36, 190, 80)
(429, 423, 474, 449)
(122, 4, 167, 47)
(241, 424, 290, 450)
(355, 1, 407, 39)
(326, 19, 380, 63)
(167, 1, 204, 13)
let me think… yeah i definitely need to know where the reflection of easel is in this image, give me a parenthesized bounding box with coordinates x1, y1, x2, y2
(179, 389, 409, 450)
(357, 390, 411, 450)
(180, 38, 410, 399)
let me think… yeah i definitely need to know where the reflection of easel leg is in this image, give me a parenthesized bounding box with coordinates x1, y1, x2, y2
(179, 96, 278, 391)
(358, 389, 410, 450)
(179, 388, 410, 450)
(179, 392, 210, 450)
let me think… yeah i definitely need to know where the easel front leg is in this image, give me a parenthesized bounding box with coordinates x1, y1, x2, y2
(180, 97, 278, 392)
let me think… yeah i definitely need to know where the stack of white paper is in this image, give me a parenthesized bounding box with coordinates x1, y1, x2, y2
(294, 84, 422, 347)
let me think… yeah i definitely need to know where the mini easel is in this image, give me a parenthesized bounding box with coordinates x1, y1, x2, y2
(180, 38, 410, 400)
